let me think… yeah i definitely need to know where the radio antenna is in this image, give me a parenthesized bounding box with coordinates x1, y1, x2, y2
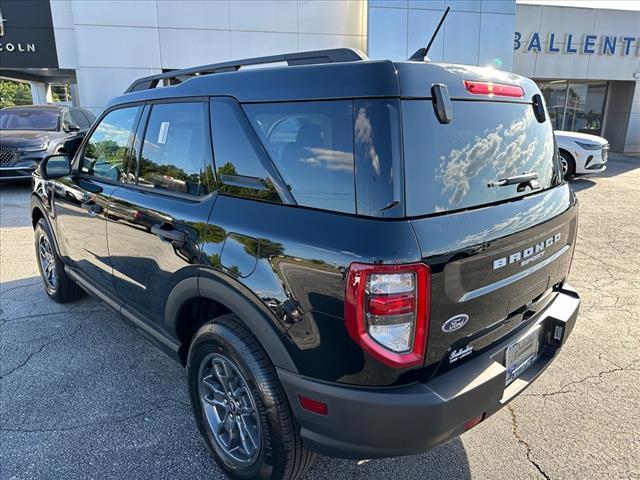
(408, 6, 451, 61)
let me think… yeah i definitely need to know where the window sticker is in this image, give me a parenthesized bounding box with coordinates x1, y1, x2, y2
(158, 121, 170, 144)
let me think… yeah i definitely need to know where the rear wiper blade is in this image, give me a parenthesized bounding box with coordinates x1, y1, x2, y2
(487, 172, 539, 188)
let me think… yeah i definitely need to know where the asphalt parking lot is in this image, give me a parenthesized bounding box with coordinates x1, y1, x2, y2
(1, 156, 639, 480)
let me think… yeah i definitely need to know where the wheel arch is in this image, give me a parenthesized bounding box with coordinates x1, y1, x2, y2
(558, 147, 575, 161)
(165, 274, 298, 373)
(31, 196, 63, 258)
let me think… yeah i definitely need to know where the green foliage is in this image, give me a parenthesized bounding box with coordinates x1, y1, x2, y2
(0, 80, 33, 109)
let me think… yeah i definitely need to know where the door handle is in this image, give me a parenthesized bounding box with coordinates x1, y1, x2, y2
(81, 200, 103, 217)
(151, 223, 187, 246)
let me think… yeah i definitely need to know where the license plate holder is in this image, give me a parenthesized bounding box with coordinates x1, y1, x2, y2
(505, 326, 540, 385)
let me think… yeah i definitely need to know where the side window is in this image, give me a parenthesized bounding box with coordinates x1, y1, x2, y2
(80, 106, 140, 183)
(81, 110, 96, 125)
(61, 111, 73, 131)
(70, 109, 89, 129)
(210, 97, 282, 202)
(138, 101, 212, 196)
(244, 100, 355, 214)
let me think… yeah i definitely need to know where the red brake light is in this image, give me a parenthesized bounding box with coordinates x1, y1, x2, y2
(345, 263, 430, 368)
(464, 80, 524, 98)
(367, 293, 415, 316)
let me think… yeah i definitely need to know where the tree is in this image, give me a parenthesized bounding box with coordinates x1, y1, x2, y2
(0, 80, 33, 109)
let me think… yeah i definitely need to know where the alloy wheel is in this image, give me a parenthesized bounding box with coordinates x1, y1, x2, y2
(560, 155, 569, 177)
(198, 353, 262, 465)
(38, 234, 57, 290)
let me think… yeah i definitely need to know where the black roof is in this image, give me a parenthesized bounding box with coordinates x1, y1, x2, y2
(107, 48, 540, 108)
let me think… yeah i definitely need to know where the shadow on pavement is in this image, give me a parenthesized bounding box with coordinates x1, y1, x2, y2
(569, 178, 596, 192)
(306, 438, 471, 479)
(595, 155, 640, 178)
(0, 274, 472, 480)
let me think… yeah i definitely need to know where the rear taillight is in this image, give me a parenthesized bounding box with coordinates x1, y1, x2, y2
(345, 263, 430, 368)
(464, 80, 524, 98)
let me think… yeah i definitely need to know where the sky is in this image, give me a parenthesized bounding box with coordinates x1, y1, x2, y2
(517, 0, 640, 10)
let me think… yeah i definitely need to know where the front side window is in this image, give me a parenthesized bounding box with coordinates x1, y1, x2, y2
(244, 100, 355, 214)
(80, 106, 140, 183)
(138, 101, 211, 196)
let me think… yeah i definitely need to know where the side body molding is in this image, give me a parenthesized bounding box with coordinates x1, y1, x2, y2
(164, 269, 298, 373)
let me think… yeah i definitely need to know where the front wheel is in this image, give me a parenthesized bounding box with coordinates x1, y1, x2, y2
(559, 151, 576, 180)
(34, 218, 83, 303)
(187, 314, 315, 480)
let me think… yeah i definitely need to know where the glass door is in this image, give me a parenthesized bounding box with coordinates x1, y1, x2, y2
(536, 80, 608, 135)
(537, 80, 568, 131)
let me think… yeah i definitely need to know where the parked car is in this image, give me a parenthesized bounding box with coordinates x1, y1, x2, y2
(31, 49, 580, 480)
(554, 130, 609, 179)
(0, 105, 95, 181)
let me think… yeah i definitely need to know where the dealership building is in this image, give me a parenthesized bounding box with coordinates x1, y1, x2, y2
(1, 0, 639, 152)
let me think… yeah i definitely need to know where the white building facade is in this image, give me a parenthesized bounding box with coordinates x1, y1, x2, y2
(1, 0, 638, 152)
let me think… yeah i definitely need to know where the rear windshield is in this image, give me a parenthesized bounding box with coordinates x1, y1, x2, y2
(402, 100, 559, 217)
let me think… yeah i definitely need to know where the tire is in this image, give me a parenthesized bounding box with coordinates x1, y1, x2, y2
(559, 150, 575, 180)
(187, 314, 315, 480)
(34, 218, 83, 303)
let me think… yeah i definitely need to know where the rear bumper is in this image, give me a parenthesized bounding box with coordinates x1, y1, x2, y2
(279, 285, 580, 459)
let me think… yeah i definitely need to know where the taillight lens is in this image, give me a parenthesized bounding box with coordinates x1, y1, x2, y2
(345, 263, 430, 368)
(464, 80, 524, 98)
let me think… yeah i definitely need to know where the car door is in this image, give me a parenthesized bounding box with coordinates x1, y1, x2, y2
(53, 105, 142, 291)
(106, 99, 216, 325)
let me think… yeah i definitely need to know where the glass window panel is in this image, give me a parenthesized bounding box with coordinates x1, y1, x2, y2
(81, 106, 140, 183)
(537, 80, 568, 131)
(138, 102, 211, 196)
(210, 97, 281, 202)
(244, 100, 355, 214)
(403, 100, 559, 216)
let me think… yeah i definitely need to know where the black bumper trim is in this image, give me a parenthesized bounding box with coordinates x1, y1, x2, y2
(278, 285, 580, 459)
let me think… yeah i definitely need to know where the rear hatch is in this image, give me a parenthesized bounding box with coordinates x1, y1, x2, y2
(396, 62, 578, 374)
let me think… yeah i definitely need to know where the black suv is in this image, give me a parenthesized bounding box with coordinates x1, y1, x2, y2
(0, 105, 95, 181)
(31, 49, 580, 480)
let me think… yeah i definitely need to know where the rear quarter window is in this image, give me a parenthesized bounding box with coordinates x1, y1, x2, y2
(244, 100, 355, 214)
(402, 100, 559, 217)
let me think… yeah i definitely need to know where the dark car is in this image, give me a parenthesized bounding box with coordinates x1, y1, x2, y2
(0, 104, 95, 181)
(30, 49, 580, 480)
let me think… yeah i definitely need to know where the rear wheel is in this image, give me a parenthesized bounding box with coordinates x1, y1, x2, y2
(559, 150, 575, 180)
(187, 314, 315, 480)
(34, 218, 83, 303)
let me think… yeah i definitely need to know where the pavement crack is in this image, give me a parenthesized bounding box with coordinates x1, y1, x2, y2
(0, 322, 86, 380)
(508, 405, 551, 480)
(0, 308, 105, 324)
(0, 399, 188, 433)
(522, 359, 640, 399)
(0, 281, 41, 295)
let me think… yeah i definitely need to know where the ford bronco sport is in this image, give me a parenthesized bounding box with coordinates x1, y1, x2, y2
(31, 48, 580, 480)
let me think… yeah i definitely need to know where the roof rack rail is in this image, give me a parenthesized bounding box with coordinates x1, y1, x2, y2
(124, 48, 367, 93)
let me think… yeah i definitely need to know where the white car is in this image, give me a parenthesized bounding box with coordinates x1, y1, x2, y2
(554, 130, 609, 179)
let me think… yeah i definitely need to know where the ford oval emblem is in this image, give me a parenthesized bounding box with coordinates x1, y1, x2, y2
(442, 314, 469, 333)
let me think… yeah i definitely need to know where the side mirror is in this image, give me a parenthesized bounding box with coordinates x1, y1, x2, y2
(65, 123, 81, 132)
(40, 154, 71, 179)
